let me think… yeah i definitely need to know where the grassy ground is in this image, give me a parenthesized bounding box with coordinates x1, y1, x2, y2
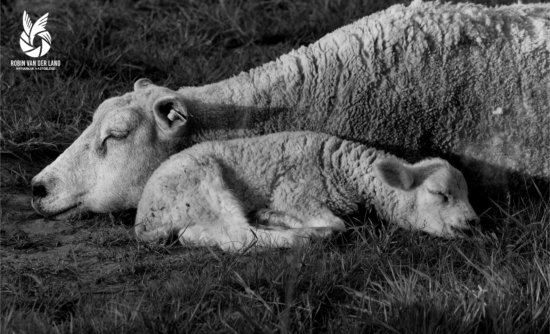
(1, 0, 549, 333)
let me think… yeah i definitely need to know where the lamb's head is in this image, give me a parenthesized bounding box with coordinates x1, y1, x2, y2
(31, 79, 192, 219)
(374, 157, 479, 238)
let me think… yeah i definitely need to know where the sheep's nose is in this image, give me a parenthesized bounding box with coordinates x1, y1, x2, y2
(32, 181, 49, 199)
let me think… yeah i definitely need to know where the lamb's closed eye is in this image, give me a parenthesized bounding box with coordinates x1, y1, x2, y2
(428, 189, 449, 203)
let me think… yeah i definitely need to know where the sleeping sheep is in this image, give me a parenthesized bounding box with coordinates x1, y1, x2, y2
(31, 1, 549, 219)
(135, 131, 479, 251)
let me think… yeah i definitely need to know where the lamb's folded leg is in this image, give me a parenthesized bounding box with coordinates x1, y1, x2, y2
(267, 184, 347, 237)
(135, 155, 313, 251)
(254, 209, 303, 229)
(254, 208, 341, 240)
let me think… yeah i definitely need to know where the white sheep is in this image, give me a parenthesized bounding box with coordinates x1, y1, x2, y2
(175, 1, 550, 192)
(135, 132, 479, 251)
(31, 1, 549, 219)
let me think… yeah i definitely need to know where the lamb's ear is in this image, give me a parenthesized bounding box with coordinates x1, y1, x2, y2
(134, 78, 153, 91)
(152, 96, 189, 140)
(375, 159, 414, 190)
(408, 160, 445, 185)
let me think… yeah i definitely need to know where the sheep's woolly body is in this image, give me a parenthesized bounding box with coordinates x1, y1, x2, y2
(180, 2, 550, 191)
(136, 131, 477, 250)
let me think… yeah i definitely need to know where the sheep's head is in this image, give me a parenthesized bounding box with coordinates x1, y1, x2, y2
(375, 158, 479, 238)
(31, 79, 191, 219)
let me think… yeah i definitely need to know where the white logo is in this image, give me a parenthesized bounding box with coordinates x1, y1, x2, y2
(20, 11, 51, 58)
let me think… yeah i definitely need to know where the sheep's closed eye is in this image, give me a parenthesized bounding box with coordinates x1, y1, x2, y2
(99, 129, 130, 155)
(107, 130, 130, 140)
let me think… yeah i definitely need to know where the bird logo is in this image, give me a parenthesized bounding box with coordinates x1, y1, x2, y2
(19, 11, 51, 58)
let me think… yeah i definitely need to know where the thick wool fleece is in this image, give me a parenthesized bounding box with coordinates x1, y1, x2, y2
(179, 1, 549, 192)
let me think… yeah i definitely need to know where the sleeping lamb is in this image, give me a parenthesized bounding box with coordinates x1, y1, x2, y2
(135, 132, 479, 251)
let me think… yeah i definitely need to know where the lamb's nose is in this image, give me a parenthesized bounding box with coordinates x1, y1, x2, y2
(32, 182, 49, 199)
(467, 216, 480, 226)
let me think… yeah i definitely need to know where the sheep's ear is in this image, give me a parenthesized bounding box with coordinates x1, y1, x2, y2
(375, 159, 414, 190)
(152, 96, 189, 140)
(134, 78, 153, 91)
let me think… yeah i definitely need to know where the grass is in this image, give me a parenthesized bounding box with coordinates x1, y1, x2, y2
(1, 0, 549, 333)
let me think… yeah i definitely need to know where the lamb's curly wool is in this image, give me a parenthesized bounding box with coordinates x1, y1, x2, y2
(179, 1, 549, 191)
(135, 132, 478, 251)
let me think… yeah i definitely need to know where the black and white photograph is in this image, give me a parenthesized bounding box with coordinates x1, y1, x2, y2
(1, 0, 549, 332)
